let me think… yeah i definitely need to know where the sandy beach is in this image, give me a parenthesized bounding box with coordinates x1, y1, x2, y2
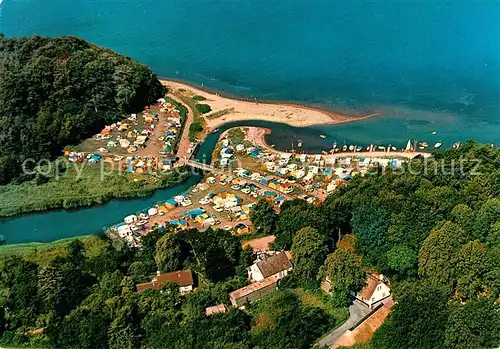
(160, 79, 378, 129)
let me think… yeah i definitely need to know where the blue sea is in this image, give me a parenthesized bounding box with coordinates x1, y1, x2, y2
(1, 0, 499, 148)
(1, 0, 500, 244)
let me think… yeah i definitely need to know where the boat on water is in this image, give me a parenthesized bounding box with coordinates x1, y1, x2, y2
(419, 142, 429, 148)
(405, 139, 413, 151)
(342, 145, 348, 152)
(453, 142, 461, 149)
(434, 142, 443, 149)
(348, 145, 354, 151)
(356, 146, 363, 152)
(297, 140, 303, 147)
(320, 135, 327, 139)
(432, 131, 437, 135)
(212, 128, 220, 134)
(391, 146, 397, 151)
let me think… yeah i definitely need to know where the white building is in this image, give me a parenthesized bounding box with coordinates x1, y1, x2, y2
(353, 274, 391, 308)
(248, 251, 293, 282)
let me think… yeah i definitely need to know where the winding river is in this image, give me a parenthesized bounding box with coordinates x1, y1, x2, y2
(0, 115, 498, 245)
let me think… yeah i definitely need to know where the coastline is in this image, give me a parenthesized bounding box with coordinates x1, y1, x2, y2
(224, 126, 432, 159)
(160, 78, 379, 129)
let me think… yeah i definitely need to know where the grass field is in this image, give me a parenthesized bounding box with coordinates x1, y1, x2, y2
(0, 235, 109, 267)
(0, 162, 188, 218)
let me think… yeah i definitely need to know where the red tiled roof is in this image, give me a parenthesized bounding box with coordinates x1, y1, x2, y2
(136, 270, 193, 292)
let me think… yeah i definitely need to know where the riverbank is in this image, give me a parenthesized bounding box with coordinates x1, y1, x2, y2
(160, 79, 379, 129)
(0, 164, 189, 219)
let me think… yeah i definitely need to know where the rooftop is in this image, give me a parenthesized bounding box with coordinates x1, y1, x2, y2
(256, 251, 293, 278)
(136, 270, 194, 292)
(229, 274, 279, 300)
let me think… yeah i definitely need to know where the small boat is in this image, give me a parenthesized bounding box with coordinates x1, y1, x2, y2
(432, 131, 437, 135)
(270, 144, 275, 148)
(297, 140, 303, 147)
(348, 145, 354, 151)
(419, 142, 429, 148)
(212, 128, 220, 134)
(391, 146, 397, 151)
(356, 146, 363, 152)
(453, 142, 461, 149)
(320, 135, 327, 139)
(434, 142, 442, 149)
(405, 139, 413, 151)
(342, 145, 348, 152)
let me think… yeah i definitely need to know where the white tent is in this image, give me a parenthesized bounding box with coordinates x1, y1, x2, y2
(124, 215, 137, 224)
(119, 139, 131, 148)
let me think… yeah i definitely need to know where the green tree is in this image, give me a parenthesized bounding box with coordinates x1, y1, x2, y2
(250, 198, 277, 235)
(455, 240, 499, 299)
(486, 221, 500, 247)
(351, 202, 390, 267)
(418, 221, 466, 289)
(0, 36, 163, 184)
(195, 103, 212, 114)
(450, 203, 474, 234)
(386, 245, 417, 277)
(444, 297, 500, 349)
(291, 226, 328, 283)
(474, 198, 500, 241)
(372, 280, 449, 349)
(320, 248, 365, 307)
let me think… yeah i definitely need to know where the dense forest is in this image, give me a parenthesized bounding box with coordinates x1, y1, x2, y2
(0, 35, 163, 184)
(1, 142, 499, 349)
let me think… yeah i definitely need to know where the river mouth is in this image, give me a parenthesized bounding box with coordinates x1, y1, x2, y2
(1, 114, 498, 245)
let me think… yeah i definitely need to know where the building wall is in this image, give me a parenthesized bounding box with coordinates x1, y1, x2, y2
(248, 264, 265, 282)
(179, 285, 193, 295)
(368, 283, 390, 306)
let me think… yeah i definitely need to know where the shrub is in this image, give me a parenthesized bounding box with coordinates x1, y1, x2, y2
(195, 104, 212, 114)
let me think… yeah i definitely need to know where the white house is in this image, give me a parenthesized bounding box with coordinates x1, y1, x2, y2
(136, 270, 194, 295)
(248, 251, 293, 282)
(353, 274, 391, 308)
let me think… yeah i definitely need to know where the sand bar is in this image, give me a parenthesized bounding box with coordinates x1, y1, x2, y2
(160, 79, 378, 129)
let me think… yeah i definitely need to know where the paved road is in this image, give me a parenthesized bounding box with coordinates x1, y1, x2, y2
(316, 300, 370, 348)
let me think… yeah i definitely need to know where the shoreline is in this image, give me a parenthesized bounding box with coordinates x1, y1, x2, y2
(160, 78, 379, 129)
(226, 126, 432, 159)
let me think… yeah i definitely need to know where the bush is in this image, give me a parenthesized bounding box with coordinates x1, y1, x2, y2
(192, 95, 206, 101)
(195, 104, 212, 114)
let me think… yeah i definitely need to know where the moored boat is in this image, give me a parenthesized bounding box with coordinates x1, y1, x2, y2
(320, 134, 327, 139)
(434, 142, 442, 149)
